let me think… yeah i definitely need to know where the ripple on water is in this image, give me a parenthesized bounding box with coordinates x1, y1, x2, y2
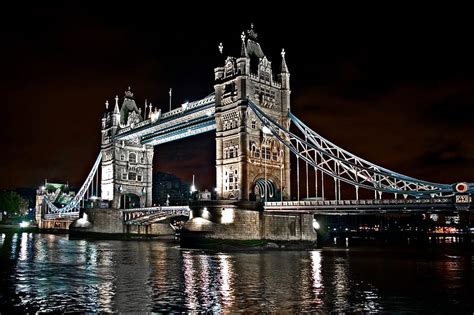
(0, 234, 473, 313)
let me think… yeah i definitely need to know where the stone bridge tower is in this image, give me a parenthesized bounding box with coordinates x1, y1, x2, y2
(215, 25, 291, 201)
(101, 88, 154, 209)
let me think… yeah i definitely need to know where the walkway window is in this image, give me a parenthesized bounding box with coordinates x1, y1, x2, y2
(263, 148, 271, 160)
(129, 153, 137, 163)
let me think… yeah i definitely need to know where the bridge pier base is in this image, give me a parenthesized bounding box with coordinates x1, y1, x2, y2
(38, 218, 75, 232)
(181, 201, 317, 250)
(69, 208, 175, 239)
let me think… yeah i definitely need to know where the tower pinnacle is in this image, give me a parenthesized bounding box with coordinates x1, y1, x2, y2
(114, 95, 120, 114)
(240, 32, 248, 57)
(281, 48, 289, 73)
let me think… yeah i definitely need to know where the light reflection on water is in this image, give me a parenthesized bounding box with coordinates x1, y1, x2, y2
(0, 233, 473, 313)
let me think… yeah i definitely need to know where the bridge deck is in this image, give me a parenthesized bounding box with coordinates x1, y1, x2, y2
(264, 198, 472, 214)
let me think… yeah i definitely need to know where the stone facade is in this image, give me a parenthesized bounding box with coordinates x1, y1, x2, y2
(182, 200, 317, 246)
(101, 89, 153, 209)
(214, 25, 291, 201)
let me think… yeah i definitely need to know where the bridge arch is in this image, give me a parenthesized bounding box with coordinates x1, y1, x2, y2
(252, 178, 277, 202)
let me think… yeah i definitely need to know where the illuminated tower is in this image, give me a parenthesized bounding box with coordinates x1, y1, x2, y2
(214, 25, 291, 201)
(101, 88, 154, 208)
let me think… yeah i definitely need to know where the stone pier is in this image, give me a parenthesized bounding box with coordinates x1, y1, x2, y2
(69, 208, 176, 239)
(181, 201, 317, 249)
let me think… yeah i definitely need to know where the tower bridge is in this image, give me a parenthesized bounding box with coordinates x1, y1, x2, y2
(36, 25, 473, 245)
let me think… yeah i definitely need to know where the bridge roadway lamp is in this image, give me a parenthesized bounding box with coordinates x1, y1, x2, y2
(190, 174, 197, 193)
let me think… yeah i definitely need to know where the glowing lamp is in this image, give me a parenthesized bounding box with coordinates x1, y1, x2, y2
(312, 219, 320, 230)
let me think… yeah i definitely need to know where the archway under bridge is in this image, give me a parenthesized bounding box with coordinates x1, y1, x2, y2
(252, 178, 279, 202)
(121, 193, 140, 209)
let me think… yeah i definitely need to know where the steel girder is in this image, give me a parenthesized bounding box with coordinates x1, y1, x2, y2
(44, 152, 102, 215)
(248, 101, 461, 197)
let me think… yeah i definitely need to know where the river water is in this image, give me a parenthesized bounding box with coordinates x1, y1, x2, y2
(1, 232, 473, 313)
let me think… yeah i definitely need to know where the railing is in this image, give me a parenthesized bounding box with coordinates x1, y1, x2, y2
(263, 197, 462, 213)
(123, 206, 190, 223)
(265, 198, 452, 208)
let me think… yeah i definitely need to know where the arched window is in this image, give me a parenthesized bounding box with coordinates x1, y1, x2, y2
(129, 153, 137, 163)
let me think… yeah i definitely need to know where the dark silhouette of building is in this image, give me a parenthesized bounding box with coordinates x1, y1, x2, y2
(152, 171, 190, 206)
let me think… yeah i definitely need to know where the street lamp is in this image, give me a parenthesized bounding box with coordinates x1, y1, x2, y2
(190, 174, 197, 193)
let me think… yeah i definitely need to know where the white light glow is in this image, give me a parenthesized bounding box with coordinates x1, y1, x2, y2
(312, 219, 320, 230)
(262, 126, 272, 134)
(221, 208, 234, 224)
(19, 221, 30, 228)
(202, 207, 209, 219)
(76, 213, 90, 228)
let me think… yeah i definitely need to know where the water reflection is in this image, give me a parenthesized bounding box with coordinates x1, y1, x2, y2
(181, 251, 236, 312)
(0, 233, 472, 313)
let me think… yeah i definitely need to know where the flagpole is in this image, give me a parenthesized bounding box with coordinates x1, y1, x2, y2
(169, 88, 172, 112)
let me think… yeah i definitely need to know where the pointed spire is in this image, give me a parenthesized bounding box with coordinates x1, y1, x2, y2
(281, 48, 289, 73)
(240, 32, 248, 57)
(105, 100, 109, 110)
(218, 42, 224, 55)
(144, 99, 147, 119)
(114, 95, 120, 114)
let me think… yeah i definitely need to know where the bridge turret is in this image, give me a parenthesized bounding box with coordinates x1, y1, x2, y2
(214, 24, 291, 201)
(100, 88, 154, 209)
(279, 48, 291, 114)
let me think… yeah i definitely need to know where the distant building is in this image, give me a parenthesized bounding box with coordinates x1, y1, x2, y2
(198, 189, 212, 200)
(152, 172, 190, 206)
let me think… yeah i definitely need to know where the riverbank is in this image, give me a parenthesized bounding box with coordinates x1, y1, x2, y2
(0, 224, 39, 233)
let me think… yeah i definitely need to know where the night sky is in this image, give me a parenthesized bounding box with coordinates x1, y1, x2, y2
(1, 4, 474, 191)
